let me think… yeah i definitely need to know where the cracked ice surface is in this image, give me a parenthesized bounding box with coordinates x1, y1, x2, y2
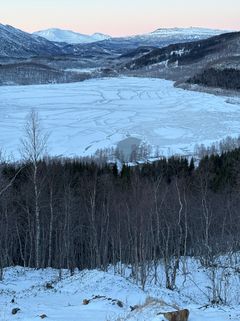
(0, 77, 239, 159)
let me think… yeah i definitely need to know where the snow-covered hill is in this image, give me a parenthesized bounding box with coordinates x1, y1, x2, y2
(148, 27, 229, 39)
(0, 24, 61, 57)
(33, 28, 111, 44)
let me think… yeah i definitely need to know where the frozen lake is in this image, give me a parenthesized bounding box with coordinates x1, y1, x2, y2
(0, 77, 239, 158)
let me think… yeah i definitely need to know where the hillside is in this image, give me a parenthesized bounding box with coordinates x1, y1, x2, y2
(122, 32, 240, 68)
(0, 62, 90, 85)
(0, 24, 62, 58)
(121, 31, 240, 90)
(187, 56, 240, 90)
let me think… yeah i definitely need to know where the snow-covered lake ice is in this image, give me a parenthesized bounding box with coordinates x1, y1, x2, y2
(0, 77, 239, 158)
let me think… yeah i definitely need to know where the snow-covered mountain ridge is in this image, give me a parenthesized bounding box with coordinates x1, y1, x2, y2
(0, 23, 233, 58)
(33, 28, 111, 44)
(150, 27, 231, 37)
(122, 26, 232, 46)
(33, 26, 230, 44)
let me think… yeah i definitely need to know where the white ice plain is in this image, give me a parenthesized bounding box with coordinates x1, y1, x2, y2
(0, 77, 240, 159)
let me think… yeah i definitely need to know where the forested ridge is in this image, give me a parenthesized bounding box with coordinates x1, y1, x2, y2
(1, 145, 240, 289)
(188, 67, 240, 90)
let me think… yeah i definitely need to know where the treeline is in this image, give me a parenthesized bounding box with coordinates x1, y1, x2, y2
(0, 63, 90, 86)
(188, 67, 240, 90)
(1, 146, 240, 288)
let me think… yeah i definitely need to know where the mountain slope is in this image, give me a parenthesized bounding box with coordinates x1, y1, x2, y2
(0, 62, 90, 85)
(120, 31, 240, 90)
(187, 54, 240, 90)
(124, 32, 240, 69)
(0, 24, 62, 57)
(34, 28, 111, 44)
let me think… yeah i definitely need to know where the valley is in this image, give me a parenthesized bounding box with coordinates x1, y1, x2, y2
(1, 23, 239, 91)
(0, 17, 240, 321)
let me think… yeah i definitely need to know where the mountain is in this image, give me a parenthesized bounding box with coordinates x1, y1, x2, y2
(0, 23, 62, 57)
(34, 28, 111, 44)
(61, 27, 229, 58)
(91, 32, 111, 42)
(148, 27, 229, 40)
(121, 31, 240, 90)
(123, 31, 240, 69)
(101, 27, 230, 49)
(0, 23, 229, 59)
(33, 27, 229, 56)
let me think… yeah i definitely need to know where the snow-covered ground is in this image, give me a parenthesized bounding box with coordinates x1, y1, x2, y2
(65, 67, 100, 73)
(1, 257, 240, 321)
(0, 77, 239, 159)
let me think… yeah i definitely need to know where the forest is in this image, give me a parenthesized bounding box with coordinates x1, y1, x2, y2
(0, 112, 240, 293)
(188, 67, 240, 90)
(0, 62, 89, 85)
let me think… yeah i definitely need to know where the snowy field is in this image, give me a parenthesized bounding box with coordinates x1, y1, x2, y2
(0, 77, 240, 159)
(1, 258, 240, 321)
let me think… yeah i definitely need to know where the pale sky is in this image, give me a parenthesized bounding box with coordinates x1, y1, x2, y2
(0, 0, 239, 35)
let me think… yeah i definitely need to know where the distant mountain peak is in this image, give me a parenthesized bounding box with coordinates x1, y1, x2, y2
(150, 26, 231, 36)
(33, 28, 111, 44)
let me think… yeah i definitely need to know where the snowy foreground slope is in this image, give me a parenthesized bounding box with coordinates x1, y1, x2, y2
(0, 77, 240, 158)
(1, 258, 240, 321)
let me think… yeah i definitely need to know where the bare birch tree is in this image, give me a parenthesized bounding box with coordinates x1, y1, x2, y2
(21, 110, 48, 268)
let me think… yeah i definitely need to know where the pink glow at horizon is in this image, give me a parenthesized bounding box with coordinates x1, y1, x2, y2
(0, 0, 239, 36)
